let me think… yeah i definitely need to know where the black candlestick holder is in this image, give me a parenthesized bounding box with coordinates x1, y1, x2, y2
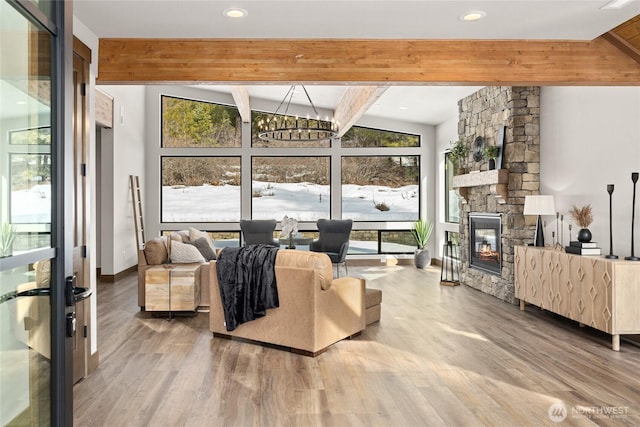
(626, 173, 640, 261)
(606, 184, 618, 259)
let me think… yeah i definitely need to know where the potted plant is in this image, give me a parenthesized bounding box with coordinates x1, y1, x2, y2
(449, 139, 468, 174)
(483, 144, 499, 170)
(0, 223, 16, 258)
(570, 204, 593, 243)
(411, 218, 434, 269)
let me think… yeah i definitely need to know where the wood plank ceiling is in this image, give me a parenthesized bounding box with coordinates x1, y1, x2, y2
(603, 15, 640, 64)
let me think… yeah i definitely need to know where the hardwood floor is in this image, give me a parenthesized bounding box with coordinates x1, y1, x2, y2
(74, 265, 640, 426)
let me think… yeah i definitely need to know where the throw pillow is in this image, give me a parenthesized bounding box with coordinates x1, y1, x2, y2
(188, 227, 216, 253)
(171, 229, 190, 242)
(144, 237, 168, 265)
(170, 240, 205, 264)
(187, 237, 217, 261)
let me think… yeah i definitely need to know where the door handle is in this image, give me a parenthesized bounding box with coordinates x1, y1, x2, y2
(73, 286, 92, 302)
(0, 287, 51, 304)
(66, 275, 92, 306)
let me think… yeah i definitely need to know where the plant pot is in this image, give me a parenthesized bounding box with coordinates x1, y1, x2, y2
(414, 248, 431, 269)
(577, 228, 592, 243)
(488, 158, 496, 170)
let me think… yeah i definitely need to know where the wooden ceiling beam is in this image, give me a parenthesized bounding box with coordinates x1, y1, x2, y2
(334, 86, 388, 137)
(230, 86, 251, 122)
(98, 37, 640, 85)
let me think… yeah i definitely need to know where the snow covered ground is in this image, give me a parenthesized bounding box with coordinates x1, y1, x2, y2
(10, 184, 51, 223)
(162, 181, 419, 222)
(10, 181, 418, 253)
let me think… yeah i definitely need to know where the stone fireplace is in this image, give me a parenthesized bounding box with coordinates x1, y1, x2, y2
(469, 213, 502, 275)
(455, 86, 540, 304)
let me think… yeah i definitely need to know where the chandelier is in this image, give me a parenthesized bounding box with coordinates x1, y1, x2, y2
(257, 85, 339, 142)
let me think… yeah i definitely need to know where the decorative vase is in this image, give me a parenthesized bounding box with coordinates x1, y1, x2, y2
(488, 158, 496, 170)
(577, 228, 592, 243)
(414, 248, 431, 269)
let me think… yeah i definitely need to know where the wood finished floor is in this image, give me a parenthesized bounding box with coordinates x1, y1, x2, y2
(74, 265, 640, 427)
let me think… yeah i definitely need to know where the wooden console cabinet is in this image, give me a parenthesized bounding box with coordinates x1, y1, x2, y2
(514, 246, 640, 351)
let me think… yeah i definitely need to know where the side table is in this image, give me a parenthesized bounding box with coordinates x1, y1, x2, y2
(145, 265, 201, 315)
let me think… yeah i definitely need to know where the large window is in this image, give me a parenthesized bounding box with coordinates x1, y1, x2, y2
(342, 156, 419, 221)
(161, 96, 241, 148)
(445, 152, 460, 223)
(342, 125, 420, 148)
(251, 156, 330, 221)
(10, 154, 51, 224)
(157, 93, 427, 254)
(161, 156, 241, 222)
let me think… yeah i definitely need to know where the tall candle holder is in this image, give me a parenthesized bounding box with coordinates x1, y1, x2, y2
(605, 184, 618, 259)
(626, 173, 640, 261)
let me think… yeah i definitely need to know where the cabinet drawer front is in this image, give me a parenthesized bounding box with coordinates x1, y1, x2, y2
(574, 257, 612, 333)
(146, 283, 170, 311)
(145, 268, 170, 311)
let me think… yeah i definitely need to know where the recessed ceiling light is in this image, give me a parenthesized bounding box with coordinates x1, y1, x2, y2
(460, 11, 487, 21)
(16, 101, 27, 105)
(223, 8, 248, 18)
(399, 106, 409, 110)
(601, 0, 634, 9)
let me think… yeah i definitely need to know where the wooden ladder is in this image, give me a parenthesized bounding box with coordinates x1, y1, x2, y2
(129, 175, 146, 250)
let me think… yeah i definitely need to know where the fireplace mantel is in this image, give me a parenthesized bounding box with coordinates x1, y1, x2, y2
(452, 169, 509, 204)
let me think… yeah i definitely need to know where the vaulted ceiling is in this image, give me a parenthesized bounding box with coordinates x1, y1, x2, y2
(75, 1, 640, 126)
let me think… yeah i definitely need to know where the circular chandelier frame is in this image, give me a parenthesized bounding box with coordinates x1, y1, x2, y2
(257, 85, 339, 142)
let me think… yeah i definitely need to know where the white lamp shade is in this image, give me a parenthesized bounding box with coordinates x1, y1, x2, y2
(523, 195, 556, 216)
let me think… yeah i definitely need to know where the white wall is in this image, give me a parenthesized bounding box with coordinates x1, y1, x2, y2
(434, 114, 460, 258)
(540, 87, 640, 256)
(97, 85, 146, 274)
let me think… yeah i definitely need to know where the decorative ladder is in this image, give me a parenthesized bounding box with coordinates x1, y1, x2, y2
(129, 175, 146, 251)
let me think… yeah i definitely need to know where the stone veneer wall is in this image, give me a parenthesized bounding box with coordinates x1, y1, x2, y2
(457, 86, 540, 304)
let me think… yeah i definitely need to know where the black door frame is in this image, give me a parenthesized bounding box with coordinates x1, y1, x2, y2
(7, 0, 73, 424)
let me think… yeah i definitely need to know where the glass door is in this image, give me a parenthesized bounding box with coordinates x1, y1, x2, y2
(1, 0, 72, 424)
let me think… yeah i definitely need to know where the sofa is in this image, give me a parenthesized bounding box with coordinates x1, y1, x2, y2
(209, 249, 366, 356)
(137, 227, 216, 310)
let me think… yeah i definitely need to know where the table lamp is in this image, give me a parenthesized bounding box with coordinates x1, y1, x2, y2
(523, 195, 556, 247)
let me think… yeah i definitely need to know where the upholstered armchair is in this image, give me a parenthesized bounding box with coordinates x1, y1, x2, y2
(310, 219, 353, 277)
(209, 249, 366, 356)
(240, 219, 279, 246)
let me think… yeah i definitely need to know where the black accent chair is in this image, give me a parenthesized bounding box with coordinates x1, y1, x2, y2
(310, 219, 353, 277)
(240, 220, 279, 247)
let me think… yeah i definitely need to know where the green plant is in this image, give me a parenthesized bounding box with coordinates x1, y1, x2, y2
(483, 144, 499, 160)
(411, 218, 433, 249)
(0, 223, 16, 257)
(449, 139, 468, 167)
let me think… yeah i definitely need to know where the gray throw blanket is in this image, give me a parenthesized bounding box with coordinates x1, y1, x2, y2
(216, 244, 280, 331)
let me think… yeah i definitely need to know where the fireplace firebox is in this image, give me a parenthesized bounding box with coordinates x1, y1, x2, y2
(469, 213, 502, 275)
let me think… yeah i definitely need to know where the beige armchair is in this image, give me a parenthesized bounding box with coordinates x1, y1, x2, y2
(209, 249, 366, 356)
